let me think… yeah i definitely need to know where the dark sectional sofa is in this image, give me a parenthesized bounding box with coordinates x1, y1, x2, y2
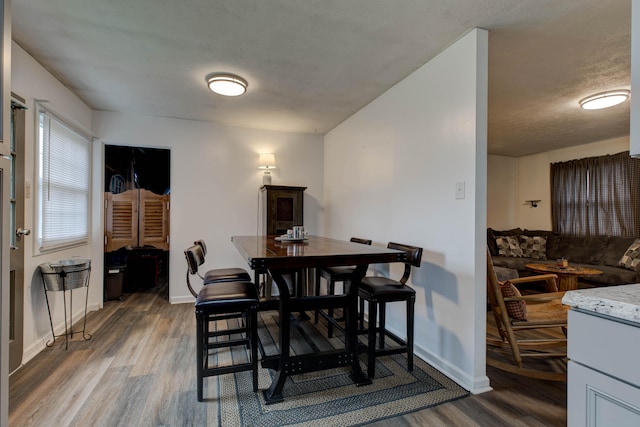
(488, 228, 640, 286)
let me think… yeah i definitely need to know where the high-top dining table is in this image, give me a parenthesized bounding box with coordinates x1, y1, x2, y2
(231, 234, 406, 404)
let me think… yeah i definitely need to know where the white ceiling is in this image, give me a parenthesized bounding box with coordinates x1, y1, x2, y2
(11, 0, 631, 157)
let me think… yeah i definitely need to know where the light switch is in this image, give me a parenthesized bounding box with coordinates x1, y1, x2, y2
(455, 181, 465, 199)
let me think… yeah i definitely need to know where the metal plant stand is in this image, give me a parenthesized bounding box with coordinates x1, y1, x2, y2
(39, 259, 92, 350)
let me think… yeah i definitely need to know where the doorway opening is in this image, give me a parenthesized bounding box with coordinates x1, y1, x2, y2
(104, 145, 170, 300)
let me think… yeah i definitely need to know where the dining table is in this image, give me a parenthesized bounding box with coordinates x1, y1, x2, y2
(231, 234, 406, 404)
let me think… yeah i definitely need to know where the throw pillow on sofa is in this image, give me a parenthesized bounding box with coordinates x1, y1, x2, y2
(496, 236, 524, 257)
(619, 239, 640, 271)
(604, 236, 637, 267)
(520, 235, 547, 260)
(499, 281, 527, 321)
(488, 228, 523, 256)
(523, 229, 560, 258)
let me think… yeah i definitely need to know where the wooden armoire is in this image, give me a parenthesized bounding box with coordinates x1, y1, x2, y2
(260, 185, 306, 236)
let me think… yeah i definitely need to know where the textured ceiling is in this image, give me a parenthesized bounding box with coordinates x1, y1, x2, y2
(11, 0, 631, 157)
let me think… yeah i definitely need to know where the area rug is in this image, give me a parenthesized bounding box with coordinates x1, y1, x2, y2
(213, 311, 469, 426)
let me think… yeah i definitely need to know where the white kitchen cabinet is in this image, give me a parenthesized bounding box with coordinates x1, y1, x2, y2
(563, 285, 640, 427)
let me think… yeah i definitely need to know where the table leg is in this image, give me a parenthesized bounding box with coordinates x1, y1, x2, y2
(262, 270, 291, 404)
(347, 264, 372, 386)
(558, 275, 578, 291)
(296, 269, 310, 320)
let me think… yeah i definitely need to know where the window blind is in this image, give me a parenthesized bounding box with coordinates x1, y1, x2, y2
(38, 109, 91, 250)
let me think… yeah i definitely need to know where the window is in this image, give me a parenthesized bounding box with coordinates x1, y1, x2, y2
(36, 108, 91, 251)
(551, 151, 640, 237)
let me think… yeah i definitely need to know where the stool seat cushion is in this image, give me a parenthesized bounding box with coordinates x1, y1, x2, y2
(359, 276, 416, 297)
(203, 268, 251, 284)
(195, 281, 258, 310)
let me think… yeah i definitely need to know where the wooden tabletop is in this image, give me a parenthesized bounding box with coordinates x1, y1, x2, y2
(525, 263, 603, 276)
(231, 235, 406, 270)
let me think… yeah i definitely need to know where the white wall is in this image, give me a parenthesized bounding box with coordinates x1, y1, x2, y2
(488, 135, 630, 230)
(487, 155, 518, 229)
(11, 42, 101, 364)
(92, 111, 324, 303)
(13, 40, 325, 364)
(324, 29, 490, 393)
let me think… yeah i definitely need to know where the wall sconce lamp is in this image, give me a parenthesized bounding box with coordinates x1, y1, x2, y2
(526, 200, 541, 208)
(259, 153, 276, 185)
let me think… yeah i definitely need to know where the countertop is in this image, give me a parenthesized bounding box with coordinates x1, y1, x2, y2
(562, 283, 640, 325)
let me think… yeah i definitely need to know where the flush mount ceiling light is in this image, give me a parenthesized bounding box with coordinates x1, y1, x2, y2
(579, 89, 630, 110)
(205, 73, 248, 96)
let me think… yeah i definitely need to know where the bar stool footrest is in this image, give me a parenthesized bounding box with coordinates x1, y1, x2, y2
(203, 362, 255, 377)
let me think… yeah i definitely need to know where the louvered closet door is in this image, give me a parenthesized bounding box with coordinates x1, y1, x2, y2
(105, 190, 138, 252)
(139, 189, 169, 250)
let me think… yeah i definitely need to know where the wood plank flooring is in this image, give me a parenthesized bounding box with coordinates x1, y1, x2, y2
(9, 285, 566, 426)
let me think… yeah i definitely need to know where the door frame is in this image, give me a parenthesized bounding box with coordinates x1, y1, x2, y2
(8, 96, 26, 372)
(0, 1, 12, 423)
(103, 145, 171, 298)
(0, 153, 10, 427)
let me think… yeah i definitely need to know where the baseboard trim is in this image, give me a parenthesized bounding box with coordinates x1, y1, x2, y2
(381, 322, 492, 394)
(414, 344, 492, 394)
(170, 295, 195, 304)
(19, 304, 101, 368)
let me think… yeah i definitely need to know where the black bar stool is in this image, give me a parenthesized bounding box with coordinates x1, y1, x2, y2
(358, 242, 423, 378)
(185, 243, 251, 297)
(193, 239, 252, 284)
(195, 281, 259, 401)
(185, 243, 260, 400)
(314, 237, 371, 337)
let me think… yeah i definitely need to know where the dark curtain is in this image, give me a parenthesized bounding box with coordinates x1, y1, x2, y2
(551, 151, 640, 237)
(630, 156, 640, 237)
(551, 157, 589, 236)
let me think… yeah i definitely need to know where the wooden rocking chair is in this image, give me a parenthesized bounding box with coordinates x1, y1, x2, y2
(486, 249, 569, 381)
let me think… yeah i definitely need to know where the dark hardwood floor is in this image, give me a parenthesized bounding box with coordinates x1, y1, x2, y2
(9, 285, 566, 426)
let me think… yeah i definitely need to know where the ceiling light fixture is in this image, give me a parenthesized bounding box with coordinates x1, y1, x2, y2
(579, 89, 630, 110)
(206, 73, 248, 96)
